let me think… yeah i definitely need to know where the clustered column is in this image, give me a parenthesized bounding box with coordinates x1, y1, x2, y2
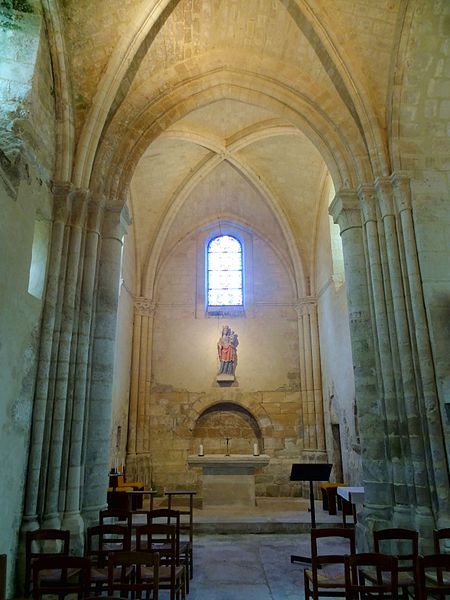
(330, 175, 450, 547)
(126, 297, 155, 486)
(329, 190, 392, 541)
(19, 189, 129, 583)
(296, 300, 326, 455)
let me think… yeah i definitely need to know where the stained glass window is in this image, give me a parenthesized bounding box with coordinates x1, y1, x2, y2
(207, 235, 243, 306)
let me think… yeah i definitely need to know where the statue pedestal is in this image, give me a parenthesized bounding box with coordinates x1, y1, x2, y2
(188, 454, 270, 508)
(216, 373, 235, 383)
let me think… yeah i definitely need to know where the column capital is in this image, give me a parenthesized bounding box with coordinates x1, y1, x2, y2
(51, 180, 72, 222)
(329, 189, 361, 234)
(390, 172, 412, 213)
(134, 297, 155, 316)
(68, 188, 90, 227)
(357, 184, 377, 224)
(374, 177, 395, 218)
(102, 205, 131, 241)
(86, 198, 105, 233)
(294, 298, 317, 317)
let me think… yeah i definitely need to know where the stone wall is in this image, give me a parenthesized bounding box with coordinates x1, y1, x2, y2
(0, 7, 55, 595)
(148, 226, 303, 498)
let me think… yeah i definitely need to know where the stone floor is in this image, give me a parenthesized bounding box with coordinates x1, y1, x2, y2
(187, 533, 346, 600)
(156, 497, 347, 600)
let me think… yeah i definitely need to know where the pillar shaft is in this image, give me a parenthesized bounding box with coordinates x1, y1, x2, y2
(82, 207, 127, 524)
(329, 191, 392, 521)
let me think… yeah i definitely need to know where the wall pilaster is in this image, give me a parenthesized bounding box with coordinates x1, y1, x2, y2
(126, 297, 155, 485)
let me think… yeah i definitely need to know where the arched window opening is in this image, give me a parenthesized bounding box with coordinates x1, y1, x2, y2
(207, 235, 243, 307)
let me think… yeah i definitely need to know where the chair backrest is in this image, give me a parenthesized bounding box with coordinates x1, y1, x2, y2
(145, 509, 181, 555)
(99, 508, 132, 529)
(418, 553, 450, 598)
(345, 552, 398, 599)
(373, 528, 419, 573)
(25, 529, 70, 596)
(165, 491, 195, 545)
(107, 550, 159, 600)
(310, 527, 356, 560)
(32, 555, 91, 600)
(135, 523, 179, 565)
(86, 524, 130, 567)
(433, 528, 450, 553)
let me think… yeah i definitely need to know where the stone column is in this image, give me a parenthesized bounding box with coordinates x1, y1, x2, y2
(296, 300, 325, 454)
(126, 297, 155, 486)
(375, 176, 433, 532)
(82, 206, 128, 526)
(329, 190, 392, 540)
(42, 189, 88, 529)
(392, 173, 450, 528)
(21, 182, 71, 533)
(61, 199, 103, 552)
(358, 185, 410, 512)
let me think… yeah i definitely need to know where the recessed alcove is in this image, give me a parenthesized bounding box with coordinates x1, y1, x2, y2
(190, 402, 263, 456)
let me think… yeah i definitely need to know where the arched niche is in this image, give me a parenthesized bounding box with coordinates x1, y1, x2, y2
(190, 402, 263, 456)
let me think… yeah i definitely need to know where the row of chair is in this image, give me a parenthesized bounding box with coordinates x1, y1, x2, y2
(304, 527, 450, 599)
(26, 506, 194, 600)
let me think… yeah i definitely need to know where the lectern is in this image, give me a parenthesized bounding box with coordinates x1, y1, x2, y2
(290, 462, 332, 564)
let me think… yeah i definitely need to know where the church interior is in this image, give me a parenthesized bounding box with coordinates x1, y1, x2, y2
(0, 0, 449, 597)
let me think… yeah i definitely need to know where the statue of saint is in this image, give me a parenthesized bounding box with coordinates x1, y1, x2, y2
(217, 325, 238, 375)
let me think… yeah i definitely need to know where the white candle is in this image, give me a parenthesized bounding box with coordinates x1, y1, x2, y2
(253, 443, 259, 456)
(199, 444, 204, 456)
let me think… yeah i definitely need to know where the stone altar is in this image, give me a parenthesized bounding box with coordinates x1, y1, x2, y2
(188, 454, 270, 508)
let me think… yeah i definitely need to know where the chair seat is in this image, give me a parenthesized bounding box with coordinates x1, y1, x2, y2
(361, 566, 415, 586)
(140, 564, 184, 581)
(305, 568, 345, 587)
(37, 567, 80, 583)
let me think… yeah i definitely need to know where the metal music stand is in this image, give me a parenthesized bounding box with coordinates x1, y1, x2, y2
(290, 462, 333, 564)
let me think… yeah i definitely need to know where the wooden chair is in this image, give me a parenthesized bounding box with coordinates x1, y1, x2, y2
(145, 508, 191, 591)
(361, 528, 418, 599)
(0, 555, 6, 600)
(434, 528, 450, 553)
(417, 553, 450, 600)
(99, 508, 132, 529)
(108, 550, 159, 600)
(345, 552, 398, 600)
(85, 524, 130, 595)
(25, 529, 70, 597)
(32, 555, 91, 600)
(136, 523, 186, 600)
(304, 527, 356, 599)
(165, 490, 195, 580)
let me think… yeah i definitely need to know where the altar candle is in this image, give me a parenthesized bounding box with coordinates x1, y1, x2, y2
(199, 444, 204, 456)
(253, 443, 259, 456)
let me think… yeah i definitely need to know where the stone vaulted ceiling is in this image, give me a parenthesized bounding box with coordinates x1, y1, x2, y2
(62, 0, 402, 295)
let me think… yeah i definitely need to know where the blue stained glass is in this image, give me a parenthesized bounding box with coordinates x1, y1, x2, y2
(207, 235, 243, 306)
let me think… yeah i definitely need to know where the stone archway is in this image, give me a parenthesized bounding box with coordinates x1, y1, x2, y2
(190, 402, 263, 456)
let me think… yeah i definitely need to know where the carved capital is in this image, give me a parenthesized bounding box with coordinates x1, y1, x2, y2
(375, 177, 395, 218)
(68, 188, 90, 227)
(329, 190, 361, 234)
(357, 184, 377, 224)
(295, 298, 317, 317)
(135, 297, 155, 316)
(101, 205, 131, 240)
(51, 180, 72, 223)
(391, 172, 412, 213)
